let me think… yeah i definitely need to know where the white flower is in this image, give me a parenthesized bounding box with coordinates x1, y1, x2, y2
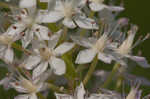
(40, 0, 98, 29)
(10, 76, 45, 99)
(23, 30, 75, 79)
(126, 83, 141, 99)
(55, 83, 86, 99)
(71, 33, 114, 64)
(88, 0, 124, 12)
(0, 32, 20, 63)
(55, 83, 121, 99)
(114, 26, 150, 68)
(88, 94, 121, 99)
(0, 74, 14, 90)
(7, 0, 57, 48)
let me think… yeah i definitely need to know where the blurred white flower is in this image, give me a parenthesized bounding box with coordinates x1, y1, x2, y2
(40, 0, 98, 29)
(23, 30, 75, 79)
(88, 94, 121, 99)
(113, 25, 150, 68)
(55, 83, 121, 99)
(10, 75, 46, 99)
(0, 32, 20, 63)
(7, 0, 57, 48)
(126, 83, 141, 99)
(55, 83, 86, 99)
(71, 32, 114, 64)
(88, 0, 124, 12)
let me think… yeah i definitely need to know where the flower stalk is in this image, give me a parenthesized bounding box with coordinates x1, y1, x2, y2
(47, 83, 68, 93)
(83, 55, 98, 85)
(11, 42, 32, 55)
(101, 63, 121, 88)
(37, 92, 47, 99)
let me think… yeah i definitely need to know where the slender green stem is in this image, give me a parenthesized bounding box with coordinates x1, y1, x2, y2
(47, 83, 68, 93)
(0, 1, 17, 8)
(115, 75, 124, 91)
(89, 11, 95, 18)
(0, 2, 10, 8)
(37, 93, 47, 99)
(57, 26, 68, 45)
(11, 43, 32, 55)
(101, 63, 121, 88)
(83, 55, 98, 85)
(115, 66, 126, 91)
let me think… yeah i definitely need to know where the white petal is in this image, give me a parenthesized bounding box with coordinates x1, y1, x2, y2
(71, 36, 95, 48)
(55, 93, 73, 99)
(75, 83, 85, 99)
(32, 62, 48, 80)
(4, 48, 14, 63)
(75, 49, 97, 64)
(6, 23, 25, 36)
(89, 3, 107, 12)
(88, 94, 118, 99)
(63, 18, 76, 29)
(31, 39, 47, 49)
(22, 29, 34, 48)
(33, 24, 49, 40)
(129, 56, 150, 68)
(36, 83, 46, 92)
(75, 16, 98, 30)
(54, 42, 75, 56)
(10, 83, 28, 93)
(19, 0, 36, 9)
(0, 46, 6, 58)
(0, 77, 11, 90)
(24, 56, 41, 70)
(48, 0, 57, 11)
(107, 6, 124, 12)
(39, 11, 64, 23)
(49, 57, 66, 75)
(29, 93, 38, 99)
(15, 94, 29, 99)
(0, 77, 9, 85)
(98, 52, 112, 64)
(48, 30, 62, 49)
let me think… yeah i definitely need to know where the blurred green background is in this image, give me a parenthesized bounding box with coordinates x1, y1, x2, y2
(0, 0, 150, 98)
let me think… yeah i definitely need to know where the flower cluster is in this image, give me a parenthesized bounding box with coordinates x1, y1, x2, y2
(0, 0, 150, 99)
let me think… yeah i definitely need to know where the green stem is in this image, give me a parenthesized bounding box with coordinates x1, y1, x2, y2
(47, 83, 68, 93)
(0, 2, 10, 8)
(11, 43, 32, 55)
(115, 75, 124, 91)
(101, 63, 121, 88)
(37, 92, 47, 99)
(83, 55, 98, 85)
(89, 11, 95, 18)
(0, 1, 17, 8)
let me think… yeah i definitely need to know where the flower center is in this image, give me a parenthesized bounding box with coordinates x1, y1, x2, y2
(92, 34, 108, 52)
(116, 33, 135, 55)
(21, 78, 37, 93)
(39, 48, 53, 61)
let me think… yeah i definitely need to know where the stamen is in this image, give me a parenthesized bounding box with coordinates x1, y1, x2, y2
(21, 10, 26, 15)
(12, 26, 17, 29)
(15, 82, 20, 86)
(20, 32, 25, 36)
(132, 33, 150, 49)
(36, 28, 40, 32)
